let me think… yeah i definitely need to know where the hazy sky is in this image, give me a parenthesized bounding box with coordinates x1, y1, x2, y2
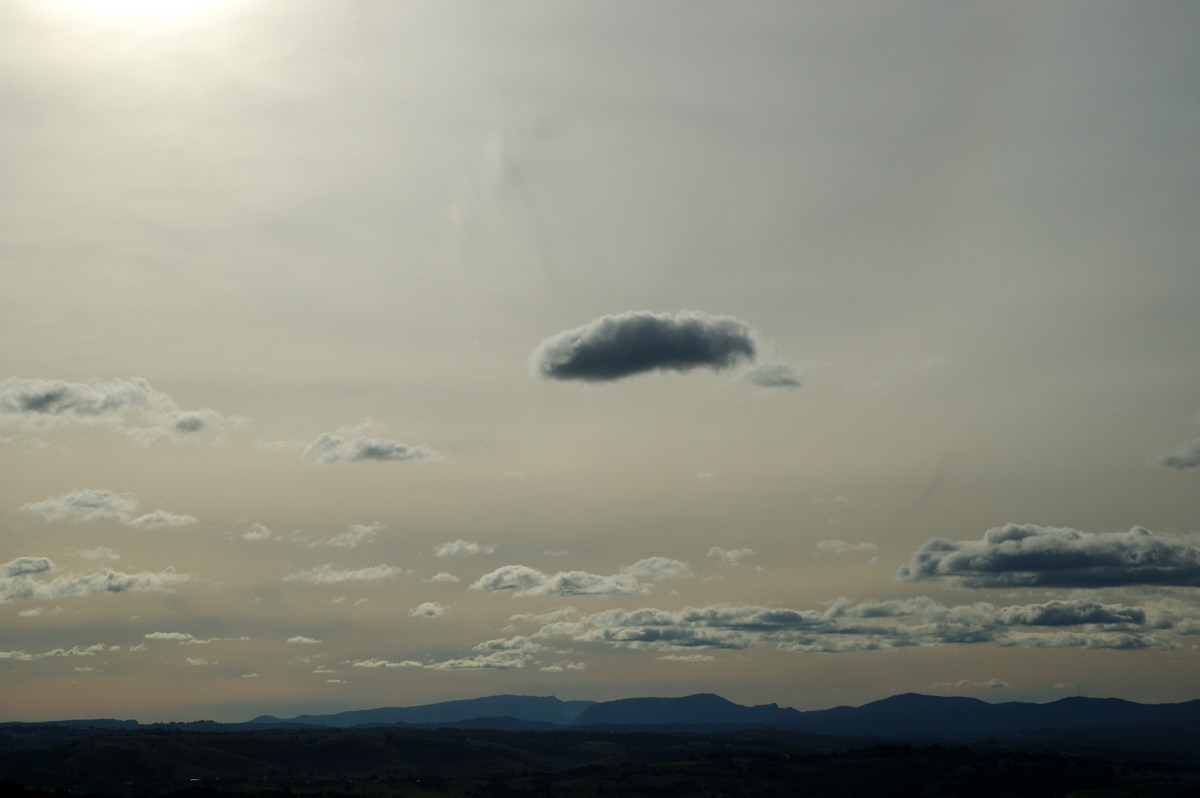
(3, 0, 1199, 723)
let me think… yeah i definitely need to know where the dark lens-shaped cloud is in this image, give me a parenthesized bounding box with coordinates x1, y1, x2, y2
(531, 310, 758, 382)
(896, 523, 1200, 588)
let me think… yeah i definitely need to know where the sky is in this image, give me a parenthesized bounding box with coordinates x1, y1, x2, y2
(2, 0, 1199, 723)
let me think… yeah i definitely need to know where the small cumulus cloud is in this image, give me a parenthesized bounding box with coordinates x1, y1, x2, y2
(287, 635, 321, 644)
(317, 523, 383, 548)
(22, 489, 138, 523)
(1154, 439, 1200, 470)
(21, 489, 196, 528)
(816, 540, 879, 555)
(429, 636, 546, 670)
(144, 632, 215, 645)
(0, 376, 245, 443)
(471, 558, 691, 597)
(435, 539, 496, 557)
(351, 658, 423, 669)
(241, 523, 276, 542)
(742, 362, 804, 389)
(128, 510, 198, 528)
(425, 572, 460, 583)
(17, 605, 63, 618)
(78, 547, 120, 563)
(531, 310, 761, 382)
(303, 433, 437, 464)
(1, 643, 117, 661)
(2, 557, 191, 603)
(708, 547, 755, 566)
(897, 523, 1200, 588)
(410, 602, 444, 618)
(241, 673, 259, 679)
(659, 653, 716, 662)
(934, 678, 1010, 691)
(282, 563, 403, 585)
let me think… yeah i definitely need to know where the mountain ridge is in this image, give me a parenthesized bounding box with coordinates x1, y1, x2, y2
(234, 691, 1200, 740)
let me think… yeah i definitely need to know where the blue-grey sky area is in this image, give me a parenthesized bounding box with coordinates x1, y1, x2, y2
(3, 0, 1199, 723)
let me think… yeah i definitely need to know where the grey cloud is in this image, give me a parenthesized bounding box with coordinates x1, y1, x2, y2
(707, 547, 755, 566)
(743, 362, 804, 388)
(896, 523, 1200, 588)
(425, 572, 460, 583)
(410, 602, 444, 618)
(241, 523, 275, 542)
(997, 599, 1146, 627)
(129, 510, 199, 529)
(522, 595, 1175, 655)
(531, 310, 758, 382)
(21, 489, 196, 528)
(317, 523, 383, 548)
(470, 558, 691, 597)
(0, 377, 244, 442)
(0, 643, 116, 661)
(303, 433, 437, 464)
(435, 539, 496, 557)
(282, 563, 403, 584)
(428, 636, 545, 670)
(78, 547, 120, 563)
(21, 489, 138, 523)
(144, 632, 216, 645)
(1155, 438, 1200, 470)
(1, 557, 191, 602)
(350, 658, 423, 669)
(469, 564, 545, 592)
(816, 540, 879, 554)
(621, 557, 692, 581)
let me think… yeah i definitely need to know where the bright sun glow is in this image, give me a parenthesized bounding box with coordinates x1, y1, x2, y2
(63, 0, 216, 18)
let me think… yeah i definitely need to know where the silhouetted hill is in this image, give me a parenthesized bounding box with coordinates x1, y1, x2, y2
(572, 692, 800, 727)
(250, 694, 594, 727)
(779, 692, 1200, 740)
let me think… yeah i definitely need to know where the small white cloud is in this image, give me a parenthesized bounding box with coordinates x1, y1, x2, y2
(185, 657, 211, 666)
(21, 489, 138, 523)
(317, 523, 383, 549)
(742, 362, 804, 389)
(129, 510, 198, 528)
(78, 547, 120, 563)
(303, 433, 437, 465)
(287, 635, 321, 645)
(17, 605, 63, 617)
(435, 539, 495, 557)
(425, 572, 460, 583)
(0, 376, 245, 444)
(241, 523, 275, 542)
(410, 602, 444, 618)
(816, 540, 878, 554)
(707, 547, 755, 566)
(351, 658, 423, 669)
(241, 673, 260, 678)
(282, 564, 403, 585)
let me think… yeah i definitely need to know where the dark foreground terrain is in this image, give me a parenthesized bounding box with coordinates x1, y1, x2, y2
(3, 725, 1200, 798)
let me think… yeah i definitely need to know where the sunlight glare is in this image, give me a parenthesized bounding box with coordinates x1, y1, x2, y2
(62, 0, 217, 18)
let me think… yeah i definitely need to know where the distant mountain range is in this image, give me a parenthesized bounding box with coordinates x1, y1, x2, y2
(11, 691, 1200, 747)
(243, 690, 1200, 742)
